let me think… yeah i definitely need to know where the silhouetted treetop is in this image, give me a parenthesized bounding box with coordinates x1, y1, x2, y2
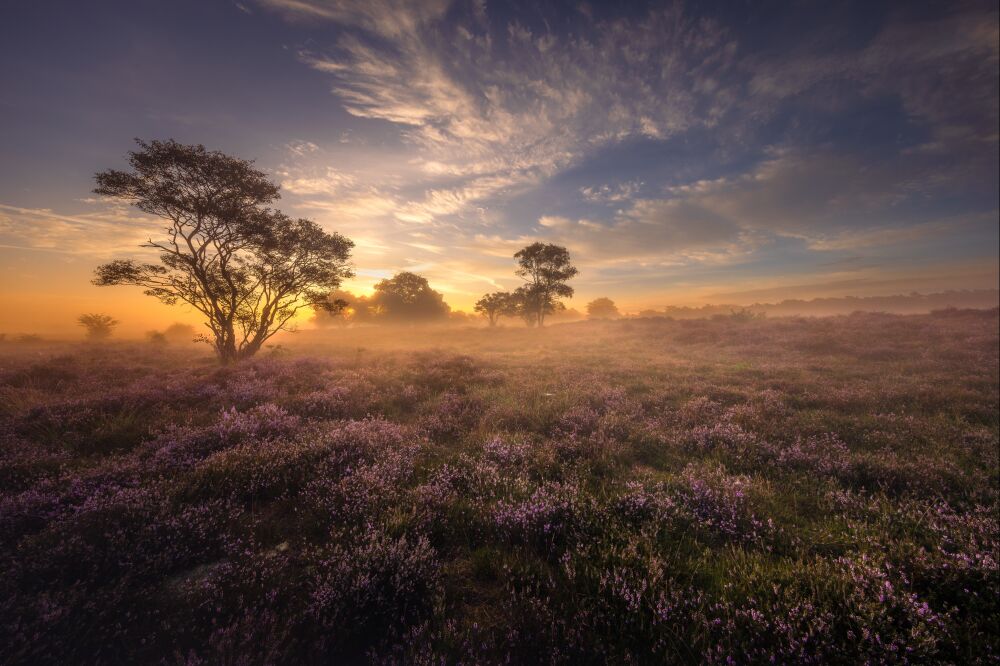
(92, 139, 353, 363)
(514, 243, 578, 327)
(94, 139, 280, 222)
(371, 272, 449, 322)
(77, 313, 118, 340)
(474, 291, 518, 326)
(586, 297, 620, 319)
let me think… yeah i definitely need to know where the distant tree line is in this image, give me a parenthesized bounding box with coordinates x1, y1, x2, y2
(89, 140, 586, 361)
(314, 272, 451, 326)
(473, 243, 579, 327)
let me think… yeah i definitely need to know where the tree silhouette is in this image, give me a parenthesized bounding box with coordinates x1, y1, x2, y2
(513, 243, 578, 327)
(164, 322, 198, 343)
(586, 297, 620, 319)
(474, 291, 517, 326)
(77, 313, 118, 340)
(370, 272, 449, 322)
(313, 289, 365, 326)
(92, 139, 353, 363)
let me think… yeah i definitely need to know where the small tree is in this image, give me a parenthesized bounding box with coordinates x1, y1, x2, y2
(77, 313, 118, 340)
(312, 290, 359, 327)
(164, 322, 197, 344)
(728, 307, 765, 322)
(586, 297, 620, 320)
(92, 139, 353, 363)
(513, 243, 578, 327)
(474, 291, 517, 326)
(370, 272, 449, 323)
(510, 284, 560, 327)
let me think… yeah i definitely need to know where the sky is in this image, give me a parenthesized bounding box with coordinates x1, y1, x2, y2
(0, 0, 997, 335)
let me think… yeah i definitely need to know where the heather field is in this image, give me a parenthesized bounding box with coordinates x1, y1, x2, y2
(1, 310, 998, 664)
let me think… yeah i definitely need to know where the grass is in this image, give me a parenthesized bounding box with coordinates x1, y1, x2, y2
(0, 309, 997, 663)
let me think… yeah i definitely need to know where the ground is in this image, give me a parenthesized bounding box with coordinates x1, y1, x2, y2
(1, 310, 997, 664)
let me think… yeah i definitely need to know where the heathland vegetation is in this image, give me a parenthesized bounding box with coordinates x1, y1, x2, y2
(0, 141, 996, 663)
(0, 310, 996, 663)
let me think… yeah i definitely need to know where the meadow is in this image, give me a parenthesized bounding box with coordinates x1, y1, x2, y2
(1, 310, 997, 664)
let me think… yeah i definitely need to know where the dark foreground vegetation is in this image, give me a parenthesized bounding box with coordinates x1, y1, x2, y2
(1, 310, 997, 664)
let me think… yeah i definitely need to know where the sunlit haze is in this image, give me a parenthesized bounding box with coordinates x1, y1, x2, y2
(1, 1, 997, 337)
(1, 4, 999, 660)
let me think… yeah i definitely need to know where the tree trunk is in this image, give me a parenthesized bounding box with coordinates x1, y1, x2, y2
(215, 323, 240, 364)
(238, 341, 264, 362)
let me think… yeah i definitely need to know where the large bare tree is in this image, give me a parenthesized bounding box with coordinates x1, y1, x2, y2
(92, 139, 353, 363)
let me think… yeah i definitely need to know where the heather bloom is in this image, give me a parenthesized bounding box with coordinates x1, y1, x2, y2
(494, 481, 584, 545)
(686, 421, 757, 453)
(773, 433, 851, 476)
(674, 463, 774, 544)
(0, 311, 996, 663)
(212, 403, 301, 441)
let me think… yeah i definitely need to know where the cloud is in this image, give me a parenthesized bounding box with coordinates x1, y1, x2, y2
(649, 147, 996, 244)
(538, 215, 571, 228)
(580, 181, 642, 203)
(260, 0, 740, 222)
(285, 140, 320, 157)
(529, 198, 745, 265)
(293, 188, 400, 222)
(746, 4, 999, 150)
(251, 0, 997, 306)
(528, 144, 997, 264)
(800, 214, 994, 252)
(0, 203, 162, 256)
(261, 1, 995, 236)
(280, 167, 356, 195)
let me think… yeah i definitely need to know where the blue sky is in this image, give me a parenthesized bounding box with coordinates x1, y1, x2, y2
(0, 0, 997, 328)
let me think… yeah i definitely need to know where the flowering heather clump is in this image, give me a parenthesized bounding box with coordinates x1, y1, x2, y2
(686, 421, 757, 454)
(420, 391, 483, 441)
(481, 434, 531, 467)
(0, 310, 997, 663)
(677, 395, 724, 425)
(212, 403, 301, 441)
(610, 480, 677, 525)
(307, 530, 441, 640)
(773, 433, 851, 476)
(674, 462, 775, 544)
(493, 481, 584, 546)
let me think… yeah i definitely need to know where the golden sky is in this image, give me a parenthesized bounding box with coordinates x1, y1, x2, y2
(1, 1, 997, 338)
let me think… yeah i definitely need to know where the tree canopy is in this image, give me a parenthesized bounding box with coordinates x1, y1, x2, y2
(586, 297, 621, 319)
(370, 272, 450, 322)
(77, 313, 118, 340)
(92, 139, 353, 362)
(513, 243, 578, 327)
(474, 291, 518, 326)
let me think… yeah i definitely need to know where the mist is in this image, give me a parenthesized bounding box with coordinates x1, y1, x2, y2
(1, 0, 998, 662)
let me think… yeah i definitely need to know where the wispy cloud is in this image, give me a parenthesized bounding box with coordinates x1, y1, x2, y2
(261, 0, 740, 221)
(280, 167, 356, 195)
(0, 203, 162, 255)
(580, 181, 643, 203)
